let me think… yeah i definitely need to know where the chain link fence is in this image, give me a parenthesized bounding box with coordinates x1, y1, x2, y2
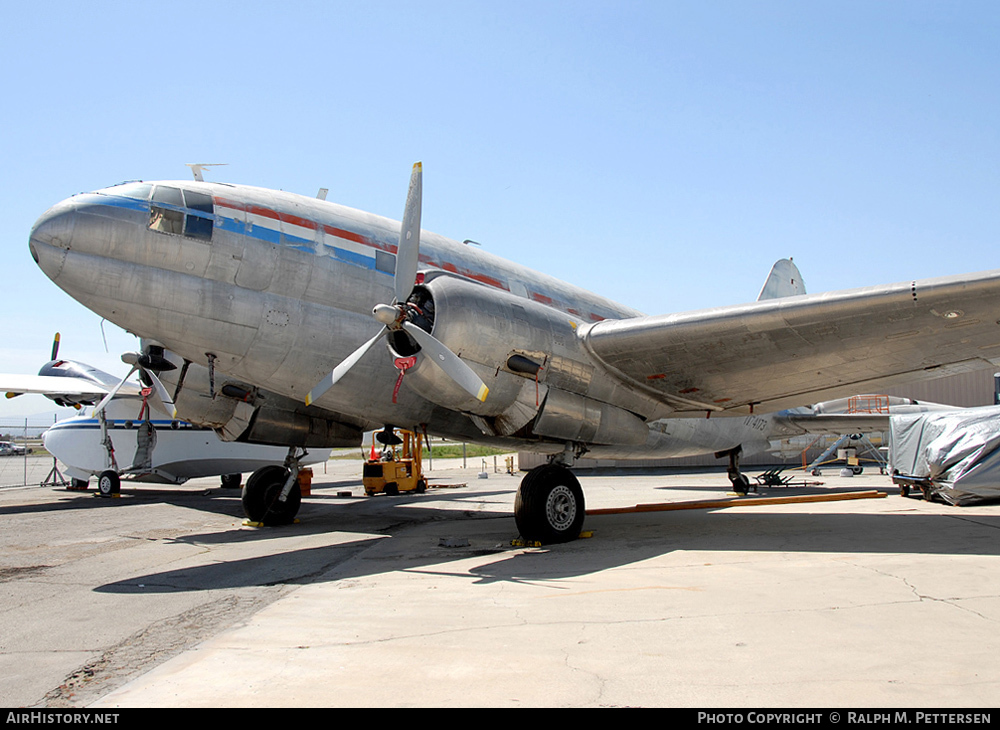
(0, 417, 71, 488)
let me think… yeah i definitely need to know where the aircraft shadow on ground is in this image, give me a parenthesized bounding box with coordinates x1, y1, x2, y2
(93, 490, 1000, 595)
(0, 487, 250, 520)
(0, 475, 373, 520)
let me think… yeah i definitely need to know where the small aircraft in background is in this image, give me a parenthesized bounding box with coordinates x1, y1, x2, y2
(1, 335, 331, 493)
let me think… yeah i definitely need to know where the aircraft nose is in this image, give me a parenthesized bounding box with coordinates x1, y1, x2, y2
(28, 200, 77, 279)
(30, 201, 77, 251)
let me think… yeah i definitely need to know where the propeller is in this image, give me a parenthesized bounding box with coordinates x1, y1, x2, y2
(3, 333, 62, 400)
(92, 349, 177, 419)
(305, 163, 489, 407)
(375, 425, 403, 446)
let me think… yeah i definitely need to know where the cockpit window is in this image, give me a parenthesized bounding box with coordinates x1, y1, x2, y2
(149, 186, 184, 234)
(184, 190, 213, 213)
(152, 186, 184, 207)
(148, 185, 214, 241)
(184, 190, 215, 241)
(103, 182, 152, 200)
(182, 190, 214, 241)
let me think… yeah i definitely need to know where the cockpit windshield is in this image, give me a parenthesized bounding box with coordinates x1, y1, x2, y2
(148, 185, 214, 241)
(97, 182, 152, 200)
(93, 182, 215, 242)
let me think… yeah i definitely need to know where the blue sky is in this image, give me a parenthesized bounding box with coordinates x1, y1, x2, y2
(2, 1, 999, 418)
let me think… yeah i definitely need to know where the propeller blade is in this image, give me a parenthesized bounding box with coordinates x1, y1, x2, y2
(401, 322, 489, 402)
(393, 162, 422, 304)
(305, 328, 388, 406)
(92, 365, 138, 417)
(51, 333, 61, 361)
(144, 368, 177, 419)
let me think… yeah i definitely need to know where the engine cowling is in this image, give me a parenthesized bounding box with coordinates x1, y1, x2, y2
(390, 274, 648, 445)
(151, 345, 367, 448)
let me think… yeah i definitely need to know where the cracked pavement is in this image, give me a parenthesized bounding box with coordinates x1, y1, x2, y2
(3, 462, 1000, 707)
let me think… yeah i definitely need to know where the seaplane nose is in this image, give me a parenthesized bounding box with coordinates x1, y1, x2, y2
(28, 200, 77, 278)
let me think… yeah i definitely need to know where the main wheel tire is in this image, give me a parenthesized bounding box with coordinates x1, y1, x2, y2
(514, 464, 585, 544)
(731, 473, 751, 495)
(242, 466, 301, 525)
(98, 470, 120, 496)
(221, 473, 242, 489)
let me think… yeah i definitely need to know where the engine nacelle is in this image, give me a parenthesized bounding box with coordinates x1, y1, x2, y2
(392, 275, 648, 445)
(151, 344, 366, 449)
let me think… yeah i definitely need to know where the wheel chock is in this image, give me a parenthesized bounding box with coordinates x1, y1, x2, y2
(242, 518, 300, 528)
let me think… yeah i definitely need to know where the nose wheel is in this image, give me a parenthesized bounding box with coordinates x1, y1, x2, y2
(97, 470, 120, 497)
(514, 463, 586, 544)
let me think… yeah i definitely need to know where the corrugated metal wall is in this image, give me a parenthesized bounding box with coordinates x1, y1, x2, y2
(881, 367, 997, 408)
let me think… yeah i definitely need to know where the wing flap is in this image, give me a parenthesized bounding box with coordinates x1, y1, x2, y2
(584, 269, 1000, 415)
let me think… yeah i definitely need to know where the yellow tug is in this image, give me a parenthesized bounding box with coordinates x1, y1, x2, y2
(362, 428, 427, 496)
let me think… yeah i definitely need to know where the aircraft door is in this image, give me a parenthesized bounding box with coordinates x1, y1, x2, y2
(234, 210, 277, 291)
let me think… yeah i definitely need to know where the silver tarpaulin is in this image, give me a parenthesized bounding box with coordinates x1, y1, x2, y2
(890, 405, 1000, 505)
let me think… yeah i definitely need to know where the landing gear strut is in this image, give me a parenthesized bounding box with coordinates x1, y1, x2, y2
(241, 448, 305, 525)
(723, 446, 752, 495)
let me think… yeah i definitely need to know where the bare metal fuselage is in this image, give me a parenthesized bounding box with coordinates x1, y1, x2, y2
(27, 181, 851, 461)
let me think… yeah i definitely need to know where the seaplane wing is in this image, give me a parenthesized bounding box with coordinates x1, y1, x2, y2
(0, 373, 110, 399)
(584, 269, 1000, 417)
(2, 335, 143, 406)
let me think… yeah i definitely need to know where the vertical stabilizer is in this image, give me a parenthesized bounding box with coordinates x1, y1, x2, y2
(757, 258, 806, 300)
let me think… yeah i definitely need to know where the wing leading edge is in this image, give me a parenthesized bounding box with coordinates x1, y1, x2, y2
(583, 268, 1000, 416)
(0, 374, 111, 398)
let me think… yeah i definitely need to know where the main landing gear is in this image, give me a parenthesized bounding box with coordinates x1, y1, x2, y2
(241, 448, 306, 526)
(514, 464, 586, 543)
(514, 445, 588, 544)
(722, 446, 752, 495)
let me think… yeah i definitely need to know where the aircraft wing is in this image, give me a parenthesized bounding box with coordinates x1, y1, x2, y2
(778, 413, 894, 435)
(583, 269, 1000, 416)
(0, 374, 111, 398)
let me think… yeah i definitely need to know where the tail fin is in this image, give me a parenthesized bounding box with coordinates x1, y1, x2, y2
(757, 258, 806, 300)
